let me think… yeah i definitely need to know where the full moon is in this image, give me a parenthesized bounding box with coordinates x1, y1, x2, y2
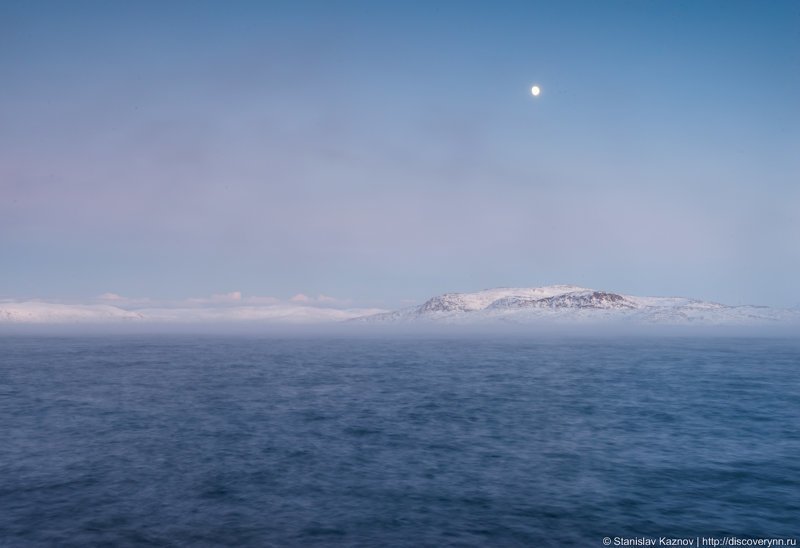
(531, 85, 541, 97)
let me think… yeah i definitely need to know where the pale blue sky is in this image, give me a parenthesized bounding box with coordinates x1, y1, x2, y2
(1, 1, 799, 307)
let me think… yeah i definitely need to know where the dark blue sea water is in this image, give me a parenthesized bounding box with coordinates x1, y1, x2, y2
(1, 336, 799, 546)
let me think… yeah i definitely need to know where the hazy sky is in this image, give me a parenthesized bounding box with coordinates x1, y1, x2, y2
(2, 1, 799, 308)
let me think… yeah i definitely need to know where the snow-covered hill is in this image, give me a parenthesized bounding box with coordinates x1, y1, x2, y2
(0, 301, 385, 325)
(0, 302, 144, 323)
(356, 286, 799, 326)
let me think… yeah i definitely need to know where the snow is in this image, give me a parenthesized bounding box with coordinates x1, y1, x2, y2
(357, 285, 800, 326)
(0, 301, 386, 325)
(2, 285, 797, 327)
(0, 302, 143, 323)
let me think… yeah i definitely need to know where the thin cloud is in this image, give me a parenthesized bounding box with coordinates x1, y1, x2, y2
(290, 293, 352, 307)
(94, 291, 355, 310)
(95, 293, 153, 306)
(212, 291, 242, 302)
(290, 293, 312, 303)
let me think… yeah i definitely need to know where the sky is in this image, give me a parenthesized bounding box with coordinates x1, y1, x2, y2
(1, 0, 799, 309)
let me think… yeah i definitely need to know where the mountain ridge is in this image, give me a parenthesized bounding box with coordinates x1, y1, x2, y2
(356, 285, 798, 326)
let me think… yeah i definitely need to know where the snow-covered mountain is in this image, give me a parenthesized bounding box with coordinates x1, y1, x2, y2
(356, 285, 799, 326)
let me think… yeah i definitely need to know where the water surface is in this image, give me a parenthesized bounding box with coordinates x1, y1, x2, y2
(1, 336, 798, 546)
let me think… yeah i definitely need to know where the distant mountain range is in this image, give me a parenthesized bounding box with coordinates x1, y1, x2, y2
(1, 285, 797, 326)
(355, 285, 799, 326)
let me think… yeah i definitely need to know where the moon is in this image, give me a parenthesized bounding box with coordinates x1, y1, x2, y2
(531, 85, 541, 97)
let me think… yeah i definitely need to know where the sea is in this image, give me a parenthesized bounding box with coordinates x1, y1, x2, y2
(1, 335, 798, 546)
